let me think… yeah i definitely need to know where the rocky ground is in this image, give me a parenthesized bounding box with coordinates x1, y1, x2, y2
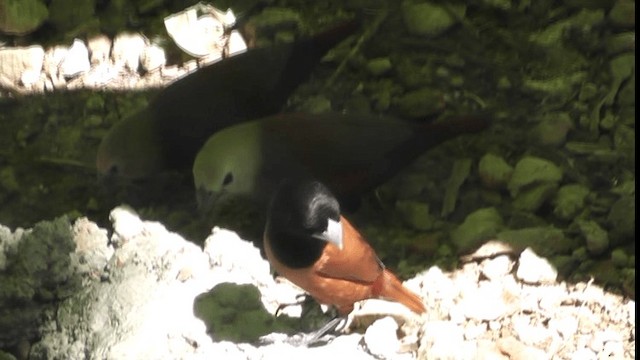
(0, 0, 635, 359)
(0, 207, 635, 359)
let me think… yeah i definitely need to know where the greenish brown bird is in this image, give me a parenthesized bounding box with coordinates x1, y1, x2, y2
(96, 18, 360, 179)
(193, 111, 490, 212)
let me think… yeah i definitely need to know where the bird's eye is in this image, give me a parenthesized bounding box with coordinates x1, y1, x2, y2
(222, 172, 234, 186)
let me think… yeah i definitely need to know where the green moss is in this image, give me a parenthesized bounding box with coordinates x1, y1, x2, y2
(193, 282, 299, 343)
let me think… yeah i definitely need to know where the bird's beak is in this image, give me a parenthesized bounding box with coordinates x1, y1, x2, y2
(313, 218, 343, 250)
(196, 186, 224, 213)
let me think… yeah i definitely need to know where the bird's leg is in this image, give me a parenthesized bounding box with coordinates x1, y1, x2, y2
(273, 295, 348, 346)
(291, 315, 348, 347)
(274, 294, 316, 317)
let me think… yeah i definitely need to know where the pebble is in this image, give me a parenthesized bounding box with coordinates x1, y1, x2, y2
(0, 0, 48, 35)
(606, 195, 635, 245)
(530, 112, 574, 147)
(512, 182, 558, 212)
(60, 39, 90, 78)
(553, 183, 590, 220)
(112, 33, 148, 72)
(571, 348, 597, 360)
(516, 248, 558, 284)
(141, 44, 166, 72)
(508, 156, 563, 197)
(420, 321, 467, 359)
(396, 200, 435, 231)
(109, 205, 145, 243)
(450, 207, 504, 254)
(609, 248, 628, 267)
(460, 281, 510, 321)
(0, 46, 45, 87)
(401, 1, 465, 37)
(363, 317, 401, 359)
(608, 0, 635, 28)
(479, 255, 512, 281)
(512, 315, 552, 347)
(576, 219, 609, 255)
(497, 336, 548, 360)
(478, 153, 513, 190)
(395, 87, 445, 118)
(549, 315, 579, 340)
(366, 57, 393, 76)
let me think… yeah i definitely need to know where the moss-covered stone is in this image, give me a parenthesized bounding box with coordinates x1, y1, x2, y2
(0, 0, 48, 35)
(401, 1, 465, 37)
(508, 156, 563, 198)
(497, 226, 576, 257)
(607, 195, 635, 246)
(395, 87, 445, 119)
(193, 282, 297, 343)
(576, 219, 609, 255)
(396, 200, 436, 231)
(530, 112, 574, 147)
(512, 182, 558, 212)
(553, 183, 590, 220)
(608, 0, 635, 28)
(478, 153, 513, 190)
(0, 216, 81, 348)
(451, 207, 504, 254)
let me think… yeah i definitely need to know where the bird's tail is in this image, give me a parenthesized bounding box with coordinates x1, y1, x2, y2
(374, 269, 426, 314)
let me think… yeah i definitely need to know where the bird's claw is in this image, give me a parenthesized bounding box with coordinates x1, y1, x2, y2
(274, 294, 313, 317)
(295, 316, 346, 347)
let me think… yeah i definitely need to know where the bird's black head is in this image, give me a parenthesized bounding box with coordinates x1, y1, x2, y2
(265, 179, 342, 268)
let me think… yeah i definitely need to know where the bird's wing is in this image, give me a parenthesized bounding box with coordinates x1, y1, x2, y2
(263, 112, 415, 196)
(313, 216, 383, 284)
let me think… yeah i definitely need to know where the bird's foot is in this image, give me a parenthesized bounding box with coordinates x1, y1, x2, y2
(274, 294, 315, 317)
(257, 316, 347, 347)
(291, 316, 347, 347)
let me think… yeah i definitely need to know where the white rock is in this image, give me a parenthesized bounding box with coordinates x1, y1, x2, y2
(203, 227, 270, 280)
(516, 248, 558, 284)
(363, 317, 401, 359)
(476, 339, 509, 359)
(463, 321, 488, 340)
(82, 63, 119, 87)
(420, 320, 468, 359)
(570, 347, 597, 360)
(512, 315, 553, 347)
(497, 336, 548, 360)
(112, 33, 148, 72)
(355, 298, 418, 323)
(20, 69, 41, 86)
(43, 45, 68, 88)
(71, 217, 113, 274)
(460, 281, 509, 321)
(87, 34, 112, 65)
(589, 329, 623, 353)
(60, 39, 90, 78)
(538, 285, 566, 310)
(109, 205, 145, 242)
(141, 44, 166, 72)
(479, 255, 513, 281)
(0, 46, 45, 86)
(549, 314, 579, 339)
(226, 29, 247, 56)
(165, 6, 226, 58)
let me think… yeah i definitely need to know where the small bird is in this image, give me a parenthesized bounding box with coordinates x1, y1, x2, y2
(264, 179, 426, 316)
(96, 18, 359, 179)
(193, 111, 490, 211)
